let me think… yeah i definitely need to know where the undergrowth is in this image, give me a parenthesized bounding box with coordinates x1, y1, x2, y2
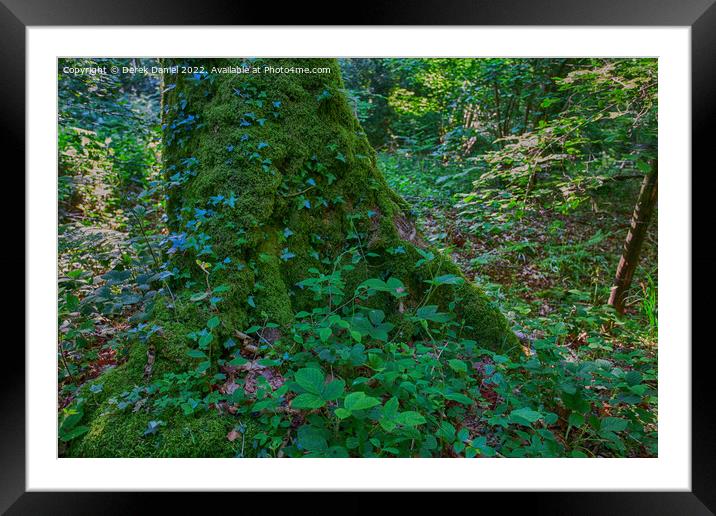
(58, 153, 657, 458)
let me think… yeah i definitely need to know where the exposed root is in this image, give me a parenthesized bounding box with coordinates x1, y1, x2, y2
(394, 213, 426, 248)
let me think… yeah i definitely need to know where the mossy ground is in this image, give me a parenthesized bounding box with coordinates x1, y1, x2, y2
(71, 403, 244, 458)
(68, 300, 259, 457)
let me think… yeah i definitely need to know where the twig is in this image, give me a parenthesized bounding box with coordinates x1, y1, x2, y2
(143, 344, 156, 381)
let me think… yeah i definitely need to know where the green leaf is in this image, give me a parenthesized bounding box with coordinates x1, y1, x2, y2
(430, 274, 464, 286)
(368, 309, 385, 325)
(415, 305, 452, 323)
(344, 391, 381, 411)
(396, 411, 426, 426)
(382, 396, 399, 420)
(294, 368, 325, 395)
(624, 370, 642, 387)
(318, 326, 332, 343)
(568, 412, 585, 428)
(321, 379, 345, 401)
(386, 277, 408, 298)
(198, 333, 213, 348)
(190, 292, 208, 302)
(509, 408, 543, 425)
(437, 421, 456, 441)
(444, 392, 474, 405)
(447, 359, 468, 374)
(457, 427, 470, 442)
(297, 425, 327, 452)
(600, 417, 628, 433)
(187, 349, 207, 359)
(207, 316, 220, 330)
(334, 408, 351, 419)
(359, 278, 387, 291)
(380, 418, 397, 432)
(291, 393, 326, 409)
(229, 356, 248, 367)
(59, 425, 89, 442)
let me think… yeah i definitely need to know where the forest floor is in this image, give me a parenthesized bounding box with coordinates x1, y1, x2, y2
(58, 153, 658, 458)
(381, 153, 658, 457)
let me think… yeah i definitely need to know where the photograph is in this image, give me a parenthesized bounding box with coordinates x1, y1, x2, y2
(57, 57, 659, 459)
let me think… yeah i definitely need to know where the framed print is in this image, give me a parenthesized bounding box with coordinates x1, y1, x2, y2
(4, 0, 714, 512)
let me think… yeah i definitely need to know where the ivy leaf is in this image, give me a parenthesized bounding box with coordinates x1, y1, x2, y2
(187, 349, 207, 359)
(190, 292, 208, 302)
(207, 316, 220, 330)
(198, 333, 213, 348)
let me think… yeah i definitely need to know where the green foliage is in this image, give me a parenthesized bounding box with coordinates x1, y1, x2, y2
(58, 57, 657, 459)
(58, 58, 162, 226)
(64, 243, 654, 458)
(460, 59, 657, 221)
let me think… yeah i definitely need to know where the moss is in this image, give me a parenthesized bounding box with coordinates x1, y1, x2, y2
(71, 406, 253, 458)
(160, 57, 516, 344)
(67, 297, 261, 457)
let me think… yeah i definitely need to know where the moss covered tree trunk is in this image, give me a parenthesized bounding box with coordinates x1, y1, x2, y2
(161, 58, 516, 350)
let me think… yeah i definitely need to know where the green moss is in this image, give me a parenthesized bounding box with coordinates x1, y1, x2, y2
(67, 298, 260, 457)
(160, 57, 516, 344)
(71, 406, 253, 458)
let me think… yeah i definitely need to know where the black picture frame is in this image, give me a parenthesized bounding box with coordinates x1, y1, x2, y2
(4, 0, 713, 512)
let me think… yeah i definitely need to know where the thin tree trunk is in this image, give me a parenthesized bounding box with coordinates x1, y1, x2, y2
(608, 159, 658, 314)
(493, 82, 503, 139)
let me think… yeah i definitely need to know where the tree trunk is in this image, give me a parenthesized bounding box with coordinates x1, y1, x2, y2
(607, 159, 658, 314)
(161, 58, 517, 352)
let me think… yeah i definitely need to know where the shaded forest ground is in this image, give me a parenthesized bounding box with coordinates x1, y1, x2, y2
(58, 151, 657, 457)
(380, 153, 657, 350)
